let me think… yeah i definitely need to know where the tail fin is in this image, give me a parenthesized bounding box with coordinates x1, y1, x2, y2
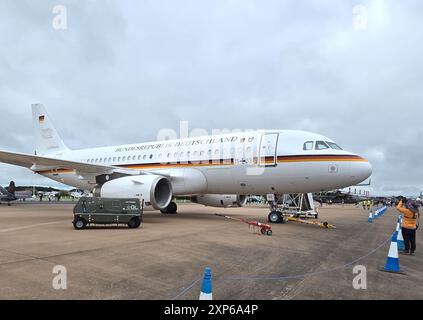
(6, 181, 15, 195)
(32, 104, 69, 155)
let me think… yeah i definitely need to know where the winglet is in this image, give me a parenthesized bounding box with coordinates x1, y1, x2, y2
(32, 104, 69, 155)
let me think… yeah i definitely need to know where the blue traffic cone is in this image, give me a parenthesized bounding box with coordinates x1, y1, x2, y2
(397, 224, 405, 251)
(368, 211, 373, 223)
(199, 267, 213, 300)
(382, 233, 401, 273)
(374, 209, 379, 219)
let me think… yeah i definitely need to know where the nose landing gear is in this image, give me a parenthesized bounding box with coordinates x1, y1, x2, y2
(268, 211, 287, 224)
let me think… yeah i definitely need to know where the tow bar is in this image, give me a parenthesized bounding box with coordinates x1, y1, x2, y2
(215, 214, 273, 236)
(287, 217, 336, 229)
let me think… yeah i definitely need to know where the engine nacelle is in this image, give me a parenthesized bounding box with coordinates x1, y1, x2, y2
(94, 175, 172, 210)
(191, 194, 247, 208)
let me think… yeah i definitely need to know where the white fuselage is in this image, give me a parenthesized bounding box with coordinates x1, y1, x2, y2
(34, 130, 372, 195)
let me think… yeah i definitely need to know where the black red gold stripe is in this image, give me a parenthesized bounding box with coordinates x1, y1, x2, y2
(34, 154, 368, 175)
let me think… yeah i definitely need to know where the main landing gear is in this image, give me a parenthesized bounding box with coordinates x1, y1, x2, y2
(160, 201, 178, 214)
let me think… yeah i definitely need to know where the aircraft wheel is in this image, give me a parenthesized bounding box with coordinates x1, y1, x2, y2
(73, 218, 87, 230)
(128, 217, 141, 229)
(268, 211, 282, 223)
(161, 202, 178, 214)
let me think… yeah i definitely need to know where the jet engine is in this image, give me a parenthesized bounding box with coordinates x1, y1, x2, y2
(191, 194, 247, 208)
(93, 175, 172, 210)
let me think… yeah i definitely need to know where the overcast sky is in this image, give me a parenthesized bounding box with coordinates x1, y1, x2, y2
(0, 0, 422, 196)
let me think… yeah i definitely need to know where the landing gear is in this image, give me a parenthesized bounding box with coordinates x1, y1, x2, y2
(160, 202, 178, 214)
(268, 211, 282, 223)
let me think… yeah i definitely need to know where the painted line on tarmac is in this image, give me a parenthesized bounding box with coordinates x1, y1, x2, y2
(221, 236, 390, 281)
(171, 235, 391, 299)
(0, 221, 64, 233)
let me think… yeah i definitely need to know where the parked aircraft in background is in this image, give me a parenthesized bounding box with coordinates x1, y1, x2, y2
(0, 104, 372, 223)
(0, 181, 32, 205)
(70, 189, 91, 199)
(314, 183, 373, 205)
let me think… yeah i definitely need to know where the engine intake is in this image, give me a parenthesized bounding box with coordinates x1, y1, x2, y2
(94, 175, 172, 210)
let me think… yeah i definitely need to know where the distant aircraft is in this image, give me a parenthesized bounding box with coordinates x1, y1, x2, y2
(70, 189, 91, 199)
(314, 183, 373, 205)
(0, 181, 17, 205)
(0, 181, 33, 205)
(0, 104, 372, 223)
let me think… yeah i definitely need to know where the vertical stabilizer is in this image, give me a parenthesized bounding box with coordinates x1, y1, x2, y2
(32, 104, 69, 155)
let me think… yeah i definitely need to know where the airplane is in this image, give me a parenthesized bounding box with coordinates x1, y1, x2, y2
(0, 181, 18, 205)
(314, 184, 374, 205)
(70, 189, 91, 199)
(0, 104, 372, 223)
(0, 181, 31, 205)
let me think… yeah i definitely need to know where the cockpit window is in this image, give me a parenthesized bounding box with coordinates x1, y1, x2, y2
(315, 141, 330, 150)
(303, 141, 314, 151)
(326, 141, 343, 150)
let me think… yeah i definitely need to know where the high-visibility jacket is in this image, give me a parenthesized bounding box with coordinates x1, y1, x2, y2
(397, 201, 419, 230)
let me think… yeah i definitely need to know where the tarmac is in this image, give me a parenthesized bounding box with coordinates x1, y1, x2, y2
(0, 202, 421, 300)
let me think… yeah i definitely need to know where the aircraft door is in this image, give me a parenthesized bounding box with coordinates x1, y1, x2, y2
(259, 133, 279, 166)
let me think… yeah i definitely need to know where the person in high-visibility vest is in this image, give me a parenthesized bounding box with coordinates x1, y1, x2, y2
(396, 198, 420, 255)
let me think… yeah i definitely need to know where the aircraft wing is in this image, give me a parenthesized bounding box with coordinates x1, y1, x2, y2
(0, 150, 143, 176)
(0, 185, 10, 196)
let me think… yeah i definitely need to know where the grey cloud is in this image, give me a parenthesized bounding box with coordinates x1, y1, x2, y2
(0, 0, 422, 195)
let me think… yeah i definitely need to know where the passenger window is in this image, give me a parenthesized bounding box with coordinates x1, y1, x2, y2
(315, 141, 329, 150)
(326, 141, 343, 150)
(303, 141, 314, 151)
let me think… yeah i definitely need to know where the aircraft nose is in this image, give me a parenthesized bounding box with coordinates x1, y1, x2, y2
(350, 157, 372, 184)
